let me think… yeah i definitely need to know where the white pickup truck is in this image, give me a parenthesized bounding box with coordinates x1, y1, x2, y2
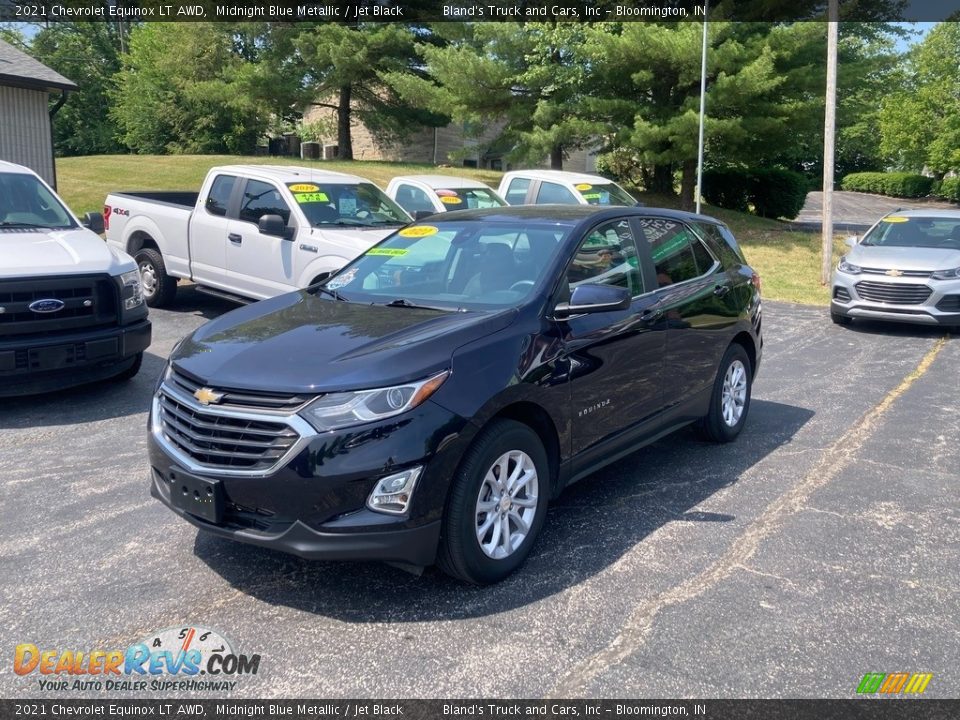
(0, 160, 150, 396)
(105, 165, 411, 307)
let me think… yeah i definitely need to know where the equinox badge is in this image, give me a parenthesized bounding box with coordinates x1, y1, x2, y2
(194, 387, 224, 405)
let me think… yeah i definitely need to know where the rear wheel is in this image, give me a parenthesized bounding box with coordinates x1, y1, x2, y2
(831, 311, 852, 326)
(437, 419, 549, 585)
(696, 344, 752, 443)
(135, 247, 177, 308)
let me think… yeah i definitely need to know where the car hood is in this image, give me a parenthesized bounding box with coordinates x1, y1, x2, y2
(0, 228, 134, 278)
(848, 245, 960, 271)
(172, 291, 518, 394)
(310, 224, 402, 251)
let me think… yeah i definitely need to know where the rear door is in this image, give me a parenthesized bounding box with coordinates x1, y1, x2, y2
(189, 173, 238, 287)
(561, 217, 666, 461)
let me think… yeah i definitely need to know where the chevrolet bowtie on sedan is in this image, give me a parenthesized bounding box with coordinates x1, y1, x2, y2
(831, 210, 960, 329)
(149, 206, 762, 584)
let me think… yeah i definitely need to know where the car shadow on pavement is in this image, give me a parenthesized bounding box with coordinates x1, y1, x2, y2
(192, 398, 814, 621)
(0, 349, 166, 428)
(161, 284, 242, 321)
(837, 319, 953, 340)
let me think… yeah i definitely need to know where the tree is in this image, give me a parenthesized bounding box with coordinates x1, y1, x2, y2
(879, 22, 960, 176)
(111, 23, 267, 154)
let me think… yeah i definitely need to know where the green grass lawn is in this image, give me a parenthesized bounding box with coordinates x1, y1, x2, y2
(56, 154, 842, 306)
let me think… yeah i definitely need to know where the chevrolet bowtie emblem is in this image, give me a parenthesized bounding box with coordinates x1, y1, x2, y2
(194, 387, 224, 405)
(885, 269, 904, 277)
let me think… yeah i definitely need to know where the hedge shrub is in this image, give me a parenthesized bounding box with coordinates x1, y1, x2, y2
(936, 177, 960, 202)
(841, 172, 934, 198)
(703, 167, 808, 220)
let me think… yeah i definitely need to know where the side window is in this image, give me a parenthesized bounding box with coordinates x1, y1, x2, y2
(394, 184, 434, 214)
(205, 175, 236, 217)
(639, 219, 715, 288)
(504, 178, 531, 205)
(694, 221, 745, 265)
(536, 181, 578, 205)
(568, 219, 643, 296)
(239, 179, 290, 226)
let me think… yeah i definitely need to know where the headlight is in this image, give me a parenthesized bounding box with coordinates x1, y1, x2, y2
(837, 256, 862, 275)
(931, 267, 960, 280)
(120, 269, 144, 310)
(299, 370, 449, 431)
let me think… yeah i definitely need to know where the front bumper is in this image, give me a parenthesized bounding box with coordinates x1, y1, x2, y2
(830, 272, 960, 326)
(0, 319, 152, 396)
(148, 386, 473, 567)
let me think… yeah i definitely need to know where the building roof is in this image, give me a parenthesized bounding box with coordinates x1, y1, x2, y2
(0, 39, 77, 93)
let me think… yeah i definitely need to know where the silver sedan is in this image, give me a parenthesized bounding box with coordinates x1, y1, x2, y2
(830, 209, 960, 329)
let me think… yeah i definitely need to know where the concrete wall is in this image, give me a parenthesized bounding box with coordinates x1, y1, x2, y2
(0, 85, 54, 187)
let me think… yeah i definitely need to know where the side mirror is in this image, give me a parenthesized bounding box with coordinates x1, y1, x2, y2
(413, 210, 435, 220)
(845, 235, 859, 248)
(258, 214, 293, 239)
(82, 211, 104, 235)
(553, 283, 631, 319)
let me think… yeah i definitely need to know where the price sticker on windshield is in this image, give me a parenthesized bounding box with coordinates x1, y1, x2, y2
(575, 183, 593, 191)
(366, 248, 409, 256)
(398, 225, 438, 238)
(882, 216, 909, 223)
(294, 192, 329, 204)
(439, 196, 462, 205)
(289, 184, 320, 193)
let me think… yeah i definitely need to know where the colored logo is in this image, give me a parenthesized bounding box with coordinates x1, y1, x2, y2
(29, 299, 65, 314)
(194, 387, 224, 405)
(857, 673, 933, 695)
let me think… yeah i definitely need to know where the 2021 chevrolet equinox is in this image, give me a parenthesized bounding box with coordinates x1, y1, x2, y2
(149, 206, 762, 584)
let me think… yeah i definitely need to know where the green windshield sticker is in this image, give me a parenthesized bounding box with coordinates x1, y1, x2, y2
(294, 192, 329, 204)
(366, 248, 409, 257)
(581, 193, 601, 201)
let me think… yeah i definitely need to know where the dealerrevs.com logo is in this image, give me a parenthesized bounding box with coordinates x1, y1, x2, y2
(14, 626, 260, 692)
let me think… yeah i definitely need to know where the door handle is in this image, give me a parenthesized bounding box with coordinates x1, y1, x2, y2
(641, 307, 663, 320)
(228, 233, 242, 244)
(713, 284, 730, 297)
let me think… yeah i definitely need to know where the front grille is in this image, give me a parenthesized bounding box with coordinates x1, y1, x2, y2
(861, 267, 932, 278)
(168, 368, 311, 412)
(936, 295, 960, 312)
(157, 390, 301, 471)
(0, 275, 117, 339)
(854, 281, 932, 305)
(833, 287, 851, 302)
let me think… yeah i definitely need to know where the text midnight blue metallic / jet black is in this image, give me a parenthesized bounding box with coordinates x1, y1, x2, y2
(148, 205, 763, 584)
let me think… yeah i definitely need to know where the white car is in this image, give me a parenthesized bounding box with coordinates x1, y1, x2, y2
(0, 160, 150, 395)
(831, 210, 960, 329)
(105, 165, 411, 307)
(386, 175, 507, 217)
(497, 170, 640, 207)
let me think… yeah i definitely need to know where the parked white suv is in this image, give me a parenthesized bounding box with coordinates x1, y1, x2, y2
(105, 165, 411, 307)
(498, 170, 639, 207)
(0, 161, 150, 396)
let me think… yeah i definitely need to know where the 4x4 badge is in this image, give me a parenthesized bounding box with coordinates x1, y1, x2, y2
(194, 387, 224, 405)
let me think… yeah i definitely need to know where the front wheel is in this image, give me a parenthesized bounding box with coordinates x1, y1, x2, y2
(696, 344, 752, 443)
(437, 419, 549, 585)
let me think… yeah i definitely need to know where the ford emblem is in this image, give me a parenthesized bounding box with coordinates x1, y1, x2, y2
(29, 298, 66, 314)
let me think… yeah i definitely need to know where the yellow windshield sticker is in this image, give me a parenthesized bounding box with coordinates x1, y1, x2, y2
(294, 192, 329, 204)
(575, 183, 593, 191)
(289, 184, 319, 193)
(882, 216, 909, 223)
(440, 196, 462, 204)
(366, 248, 409, 257)
(398, 225, 438, 238)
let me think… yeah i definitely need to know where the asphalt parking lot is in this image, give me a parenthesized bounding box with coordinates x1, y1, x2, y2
(1, 289, 957, 699)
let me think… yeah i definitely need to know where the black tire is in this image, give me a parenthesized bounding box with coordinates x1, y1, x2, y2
(135, 247, 177, 308)
(831, 311, 852, 326)
(437, 419, 550, 585)
(696, 343, 752, 444)
(111, 352, 143, 382)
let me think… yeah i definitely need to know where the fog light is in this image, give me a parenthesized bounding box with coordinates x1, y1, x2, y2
(367, 467, 422, 515)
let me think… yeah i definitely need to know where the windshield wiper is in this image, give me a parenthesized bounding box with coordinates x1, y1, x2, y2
(314, 286, 347, 301)
(381, 298, 458, 312)
(0, 221, 54, 229)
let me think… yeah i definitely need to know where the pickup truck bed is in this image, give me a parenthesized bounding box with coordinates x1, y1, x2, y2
(109, 191, 200, 209)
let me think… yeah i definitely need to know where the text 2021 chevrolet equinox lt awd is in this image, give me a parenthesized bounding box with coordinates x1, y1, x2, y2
(148, 206, 762, 584)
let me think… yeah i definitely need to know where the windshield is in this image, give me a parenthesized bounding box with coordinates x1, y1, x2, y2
(0, 172, 74, 230)
(323, 220, 572, 310)
(434, 187, 506, 210)
(862, 216, 960, 249)
(286, 182, 410, 228)
(574, 182, 637, 207)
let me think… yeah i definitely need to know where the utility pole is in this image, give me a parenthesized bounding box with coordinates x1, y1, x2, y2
(821, 0, 839, 285)
(695, 0, 709, 215)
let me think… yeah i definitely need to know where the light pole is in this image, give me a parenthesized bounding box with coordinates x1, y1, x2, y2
(695, 0, 709, 215)
(821, 0, 839, 284)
